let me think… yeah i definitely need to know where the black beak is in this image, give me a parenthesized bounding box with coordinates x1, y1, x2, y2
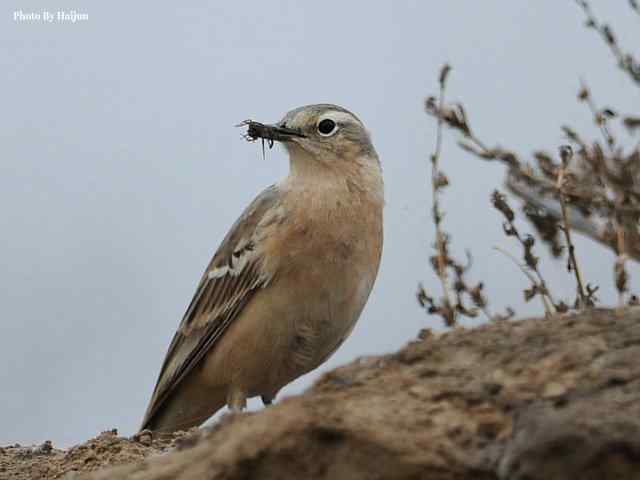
(239, 120, 306, 143)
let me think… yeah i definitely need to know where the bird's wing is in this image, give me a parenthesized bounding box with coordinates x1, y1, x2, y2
(141, 185, 283, 429)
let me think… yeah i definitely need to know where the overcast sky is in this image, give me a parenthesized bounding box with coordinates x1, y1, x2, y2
(2, 1, 639, 447)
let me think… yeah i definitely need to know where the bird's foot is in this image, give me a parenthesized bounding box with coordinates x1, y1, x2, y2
(227, 389, 247, 412)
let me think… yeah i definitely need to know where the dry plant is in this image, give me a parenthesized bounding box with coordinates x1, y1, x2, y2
(491, 190, 559, 315)
(576, 0, 640, 86)
(420, 1, 638, 324)
(417, 65, 513, 326)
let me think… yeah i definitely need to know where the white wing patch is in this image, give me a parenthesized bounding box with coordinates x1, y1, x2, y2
(207, 248, 252, 279)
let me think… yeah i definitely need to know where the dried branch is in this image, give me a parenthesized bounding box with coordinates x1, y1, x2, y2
(578, 83, 616, 152)
(557, 146, 591, 307)
(493, 247, 555, 315)
(420, 4, 638, 316)
(426, 90, 640, 260)
(423, 3, 640, 308)
(430, 64, 454, 325)
(575, 0, 640, 86)
(491, 191, 557, 315)
(419, 65, 504, 326)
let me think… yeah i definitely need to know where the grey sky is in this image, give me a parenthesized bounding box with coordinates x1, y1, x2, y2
(1, 2, 638, 446)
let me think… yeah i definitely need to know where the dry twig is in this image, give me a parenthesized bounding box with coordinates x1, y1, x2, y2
(418, 65, 508, 326)
(492, 191, 557, 315)
(557, 146, 591, 307)
(421, 4, 638, 316)
(576, 0, 640, 86)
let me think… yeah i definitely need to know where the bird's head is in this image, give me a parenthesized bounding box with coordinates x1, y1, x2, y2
(243, 104, 378, 168)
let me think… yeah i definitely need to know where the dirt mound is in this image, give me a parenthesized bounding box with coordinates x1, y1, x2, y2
(3, 308, 640, 479)
(0, 429, 200, 479)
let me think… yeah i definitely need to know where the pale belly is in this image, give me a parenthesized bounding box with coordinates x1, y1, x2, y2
(200, 244, 379, 401)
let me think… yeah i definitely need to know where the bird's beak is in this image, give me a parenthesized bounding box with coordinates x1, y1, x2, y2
(240, 120, 306, 143)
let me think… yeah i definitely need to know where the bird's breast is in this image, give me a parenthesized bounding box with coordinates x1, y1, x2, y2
(277, 186, 382, 278)
(274, 187, 381, 344)
(240, 180, 383, 390)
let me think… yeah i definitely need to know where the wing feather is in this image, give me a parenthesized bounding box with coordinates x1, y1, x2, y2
(141, 186, 281, 429)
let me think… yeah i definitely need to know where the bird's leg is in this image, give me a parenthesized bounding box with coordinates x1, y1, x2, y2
(261, 395, 274, 406)
(227, 389, 247, 412)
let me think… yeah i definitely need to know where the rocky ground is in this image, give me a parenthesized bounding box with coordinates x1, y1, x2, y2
(3, 307, 640, 479)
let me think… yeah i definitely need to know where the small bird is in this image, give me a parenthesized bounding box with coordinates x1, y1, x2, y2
(140, 104, 384, 432)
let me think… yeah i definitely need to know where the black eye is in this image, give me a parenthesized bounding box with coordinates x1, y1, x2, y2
(317, 118, 337, 136)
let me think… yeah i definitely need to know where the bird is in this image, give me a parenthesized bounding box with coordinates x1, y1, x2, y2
(140, 104, 384, 433)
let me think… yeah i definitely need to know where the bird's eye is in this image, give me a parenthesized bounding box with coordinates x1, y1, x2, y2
(317, 118, 337, 136)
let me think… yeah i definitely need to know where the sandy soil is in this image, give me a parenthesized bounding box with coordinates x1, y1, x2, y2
(3, 307, 640, 479)
(0, 428, 201, 479)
